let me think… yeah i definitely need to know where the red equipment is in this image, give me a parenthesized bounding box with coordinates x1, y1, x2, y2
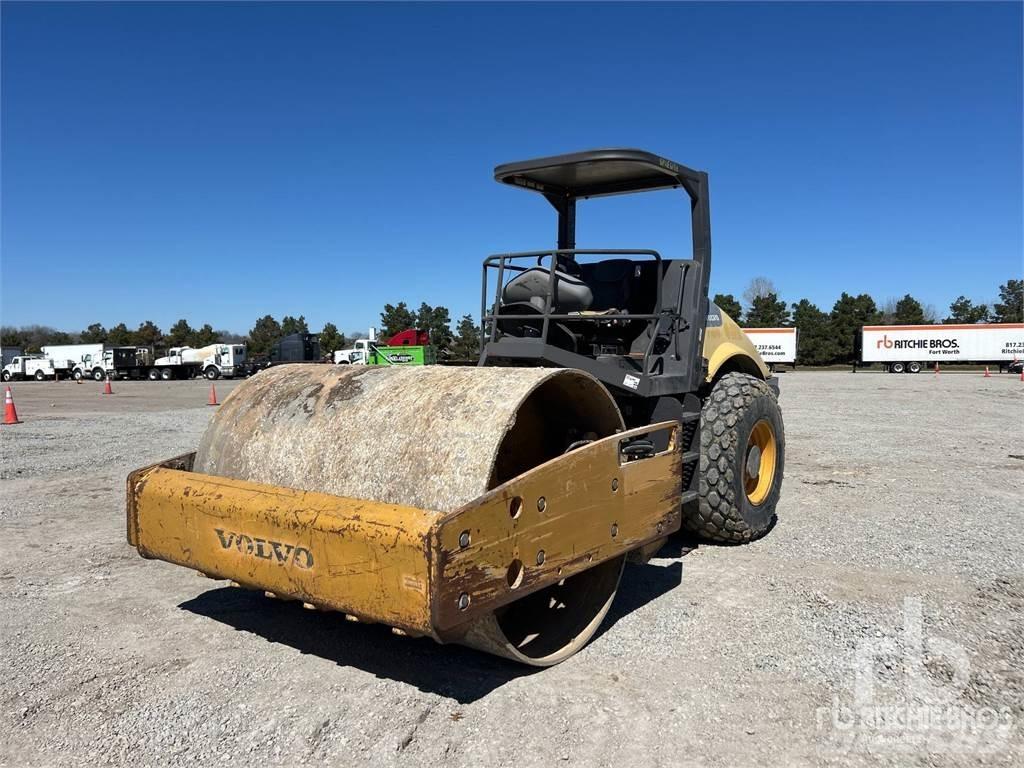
(385, 329, 430, 347)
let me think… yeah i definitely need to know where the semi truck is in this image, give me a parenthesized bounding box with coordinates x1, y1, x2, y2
(270, 333, 321, 364)
(2, 355, 63, 381)
(742, 327, 798, 370)
(860, 323, 1024, 373)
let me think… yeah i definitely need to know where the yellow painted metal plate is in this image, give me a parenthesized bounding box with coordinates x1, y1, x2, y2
(430, 422, 681, 630)
(126, 421, 682, 639)
(128, 458, 437, 636)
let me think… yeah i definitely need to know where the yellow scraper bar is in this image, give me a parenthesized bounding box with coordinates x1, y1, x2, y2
(126, 422, 682, 640)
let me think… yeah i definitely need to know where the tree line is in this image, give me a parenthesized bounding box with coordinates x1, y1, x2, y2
(0, 306, 483, 361)
(714, 277, 1021, 366)
(2, 278, 1017, 366)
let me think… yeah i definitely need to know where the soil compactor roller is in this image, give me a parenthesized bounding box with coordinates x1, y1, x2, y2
(127, 149, 784, 666)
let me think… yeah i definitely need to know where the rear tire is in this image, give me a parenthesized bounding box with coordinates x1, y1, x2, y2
(147, 369, 160, 381)
(160, 368, 173, 381)
(2, 371, 10, 382)
(890, 362, 906, 374)
(907, 361, 922, 374)
(34, 370, 46, 381)
(685, 372, 785, 544)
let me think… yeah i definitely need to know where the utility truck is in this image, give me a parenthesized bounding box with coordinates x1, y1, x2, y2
(860, 323, 1024, 373)
(2, 355, 62, 382)
(42, 343, 120, 380)
(148, 344, 247, 380)
(742, 327, 798, 370)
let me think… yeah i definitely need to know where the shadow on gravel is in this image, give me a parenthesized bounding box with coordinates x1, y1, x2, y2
(591, 535, 694, 641)
(180, 586, 534, 703)
(179, 536, 700, 703)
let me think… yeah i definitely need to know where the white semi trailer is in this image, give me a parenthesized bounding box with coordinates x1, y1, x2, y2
(742, 327, 798, 370)
(860, 323, 1024, 373)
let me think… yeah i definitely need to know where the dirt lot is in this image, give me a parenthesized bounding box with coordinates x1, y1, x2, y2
(1, 372, 1021, 767)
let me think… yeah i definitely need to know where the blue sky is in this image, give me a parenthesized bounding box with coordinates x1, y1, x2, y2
(2, 1, 1021, 335)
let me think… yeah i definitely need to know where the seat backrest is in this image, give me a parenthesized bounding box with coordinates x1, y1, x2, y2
(578, 259, 635, 311)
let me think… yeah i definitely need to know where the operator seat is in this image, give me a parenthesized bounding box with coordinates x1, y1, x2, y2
(501, 265, 593, 312)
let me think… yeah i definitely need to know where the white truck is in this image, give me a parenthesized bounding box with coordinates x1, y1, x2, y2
(742, 327, 798, 370)
(334, 329, 378, 365)
(860, 323, 1024, 373)
(334, 339, 373, 365)
(148, 344, 247, 380)
(2, 355, 63, 382)
(42, 343, 109, 380)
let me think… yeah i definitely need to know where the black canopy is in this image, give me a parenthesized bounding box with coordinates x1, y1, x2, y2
(494, 148, 702, 200)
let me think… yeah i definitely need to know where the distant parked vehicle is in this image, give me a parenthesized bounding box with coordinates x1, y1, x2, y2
(270, 333, 322, 364)
(148, 344, 247, 381)
(742, 327, 798, 371)
(2, 355, 62, 382)
(41, 342, 248, 381)
(334, 328, 434, 366)
(860, 323, 1024, 373)
(42, 343, 121, 380)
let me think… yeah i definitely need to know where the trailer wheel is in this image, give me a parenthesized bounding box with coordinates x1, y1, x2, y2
(907, 361, 922, 374)
(685, 372, 785, 544)
(890, 362, 906, 374)
(204, 366, 220, 380)
(160, 368, 173, 381)
(92, 368, 105, 381)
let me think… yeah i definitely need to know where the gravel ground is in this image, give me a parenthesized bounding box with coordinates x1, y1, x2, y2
(1, 372, 1021, 767)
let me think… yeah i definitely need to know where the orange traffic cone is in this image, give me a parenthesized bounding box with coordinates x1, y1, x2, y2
(1020, 369, 1024, 382)
(103, 377, 113, 395)
(207, 383, 219, 406)
(983, 366, 991, 377)
(934, 363, 940, 376)
(2, 386, 21, 425)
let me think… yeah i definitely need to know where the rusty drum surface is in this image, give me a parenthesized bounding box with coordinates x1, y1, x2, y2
(194, 364, 628, 664)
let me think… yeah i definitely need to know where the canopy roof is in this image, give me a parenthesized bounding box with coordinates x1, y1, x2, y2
(494, 148, 702, 199)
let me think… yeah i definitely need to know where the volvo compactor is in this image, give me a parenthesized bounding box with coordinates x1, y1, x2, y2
(127, 149, 785, 666)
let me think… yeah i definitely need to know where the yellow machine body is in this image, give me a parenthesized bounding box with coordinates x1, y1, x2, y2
(703, 308, 771, 382)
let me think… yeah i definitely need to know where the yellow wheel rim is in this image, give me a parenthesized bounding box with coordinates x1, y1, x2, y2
(744, 419, 777, 506)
